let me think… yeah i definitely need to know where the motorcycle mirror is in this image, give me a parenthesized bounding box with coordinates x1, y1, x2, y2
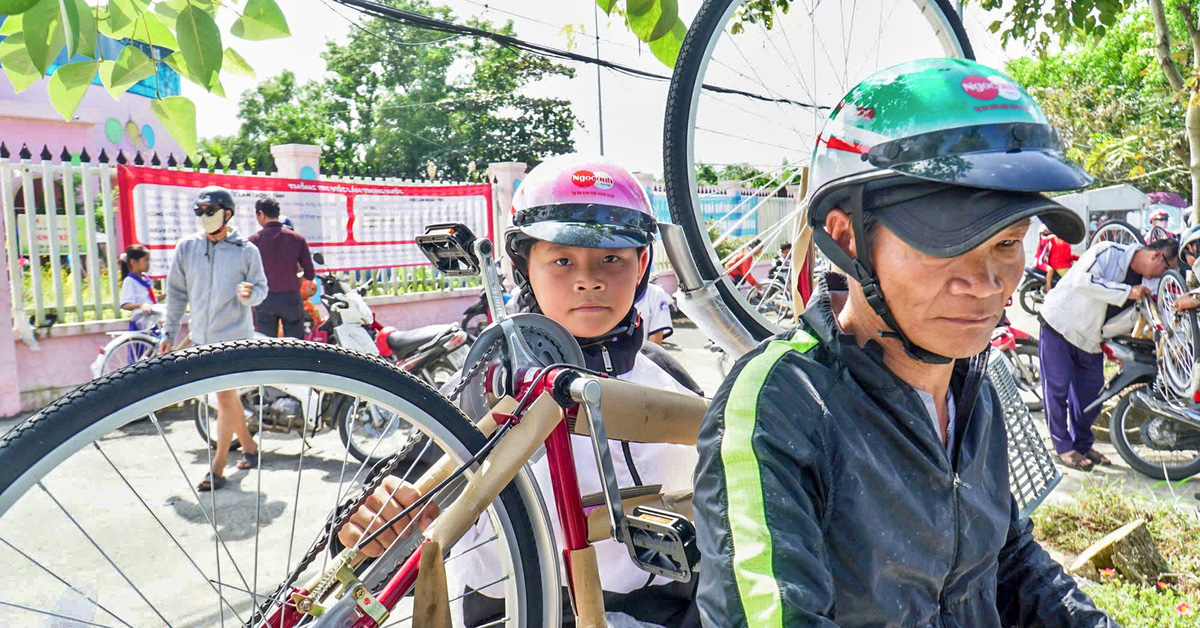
(313, 252, 326, 266)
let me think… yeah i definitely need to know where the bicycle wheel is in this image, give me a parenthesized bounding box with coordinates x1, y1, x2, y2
(337, 395, 423, 467)
(1110, 386, 1200, 481)
(664, 0, 972, 342)
(98, 333, 158, 376)
(1156, 270, 1195, 398)
(1011, 342, 1043, 412)
(0, 340, 558, 627)
(1087, 219, 1142, 248)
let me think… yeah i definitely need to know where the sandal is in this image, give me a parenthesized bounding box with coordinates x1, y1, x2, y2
(1058, 452, 1095, 471)
(236, 451, 260, 471)
(1083, 449, 1113, 466)
(197, 472, 226, 492)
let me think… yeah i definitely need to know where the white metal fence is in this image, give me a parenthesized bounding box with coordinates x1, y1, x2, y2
(0, 155, 483, 329)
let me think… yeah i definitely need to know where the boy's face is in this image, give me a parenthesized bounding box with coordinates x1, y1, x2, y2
(525, 240, 649, 338)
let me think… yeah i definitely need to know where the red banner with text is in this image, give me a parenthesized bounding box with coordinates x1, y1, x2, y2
(116, 165, 493, 278)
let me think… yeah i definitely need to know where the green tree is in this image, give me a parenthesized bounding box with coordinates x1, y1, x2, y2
(209, 0, 577, 179)
(1004, 7, 1189, 193)
(0, 0, 291, 154)
(978, 0, 1200, 216)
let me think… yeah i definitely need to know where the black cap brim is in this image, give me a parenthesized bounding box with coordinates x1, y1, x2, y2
(871, 187, 1085, 258)
(889, 149, 1092, 193)
(518, 221, 652, 249)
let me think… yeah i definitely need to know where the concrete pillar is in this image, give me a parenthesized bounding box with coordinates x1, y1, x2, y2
(486, 161, 527, 264)
(270, 144, 322, 180)
(0, 215, 24, 417)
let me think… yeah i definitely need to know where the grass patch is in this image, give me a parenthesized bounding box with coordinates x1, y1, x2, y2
(1032, 481, 1200, 623)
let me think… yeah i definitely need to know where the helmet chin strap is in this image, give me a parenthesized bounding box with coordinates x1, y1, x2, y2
(811, 184, 952, 365)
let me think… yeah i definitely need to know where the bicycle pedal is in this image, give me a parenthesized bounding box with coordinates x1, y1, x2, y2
(624, 506, 699, 583)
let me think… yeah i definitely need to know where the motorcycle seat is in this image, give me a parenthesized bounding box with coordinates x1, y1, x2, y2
(385, 324, 453, 356)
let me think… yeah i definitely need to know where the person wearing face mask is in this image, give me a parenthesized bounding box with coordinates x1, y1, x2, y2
(161, 186, 269, 491)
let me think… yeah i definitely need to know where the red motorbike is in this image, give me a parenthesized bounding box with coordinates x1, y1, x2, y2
(992, 313, 1042, 411)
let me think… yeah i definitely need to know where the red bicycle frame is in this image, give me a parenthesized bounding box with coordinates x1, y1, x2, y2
(263, 367, 592, 628)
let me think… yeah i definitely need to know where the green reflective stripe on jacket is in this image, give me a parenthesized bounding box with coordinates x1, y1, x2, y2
(721, 330, 819, 625)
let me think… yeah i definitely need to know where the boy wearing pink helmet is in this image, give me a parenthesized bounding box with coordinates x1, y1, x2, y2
(339, 155, 703, 626)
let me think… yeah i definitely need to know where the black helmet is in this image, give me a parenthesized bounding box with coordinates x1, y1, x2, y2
(194, 186, 236, 214)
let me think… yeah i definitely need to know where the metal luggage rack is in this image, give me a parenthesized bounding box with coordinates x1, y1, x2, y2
(987, 349, 1060, 519)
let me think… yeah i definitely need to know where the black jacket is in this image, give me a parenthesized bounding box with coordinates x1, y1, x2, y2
(692, 274, 1115, 627)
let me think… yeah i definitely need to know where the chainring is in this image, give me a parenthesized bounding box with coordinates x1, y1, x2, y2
(458, 313, 585, 420)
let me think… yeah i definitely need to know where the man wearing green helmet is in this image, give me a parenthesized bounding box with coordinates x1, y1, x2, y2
(693, 59, 1114, 626)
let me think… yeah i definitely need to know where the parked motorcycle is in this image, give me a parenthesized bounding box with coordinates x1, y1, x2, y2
(1017, 267, 1047, 316)
(991, 314, 1042, 411)
(374, 323, 469, 387)
(1086, 334, 1200, 480)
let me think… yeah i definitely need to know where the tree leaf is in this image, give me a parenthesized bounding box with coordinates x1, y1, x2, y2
(0, 33, 42, 93)
(164, 51, 224, 97)
(98, 44, 154, 99)
(74, 0, 97, 59)
(647, 17, 684, 67)
(176, 4, 222, 91)
(105, 0, 150, 39)
(626, 0, 678, 42)
(47, 60, 97, 119)
(223, 47, 256, 78)
(0, 14, 23, 36)
(596, 0, 618, 14)
(231, 0, 291, 41)
(151, 95, 197, 154)
(23, 0, 65, 76)
(0, 0, 42, 14)
(58, 0, 81, 58)
(154, 0, 215, 31)
(130, 12, 179, 51)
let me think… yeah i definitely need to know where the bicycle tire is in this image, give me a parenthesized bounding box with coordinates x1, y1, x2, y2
(0, 340, 556, 627)
(1109, 387, 1200, 481)
(1087, 219, 1142, 249)
(663, 0, 973, 342)
(1156, 270, 1194, 398)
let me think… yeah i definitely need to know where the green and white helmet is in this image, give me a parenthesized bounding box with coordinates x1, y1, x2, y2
(805, 58, 1090, 363)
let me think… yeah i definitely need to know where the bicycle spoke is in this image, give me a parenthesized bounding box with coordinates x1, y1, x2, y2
(386, 575, 511, 626)
(89, 443, 245, 624)
(38, 481, 173, 627)
(203, 402, 226, 628)
(147, 412, 254, 601)
(0, 600, 115, 627)
(254, 386, 265, 611)
(0, 537, 133, 627)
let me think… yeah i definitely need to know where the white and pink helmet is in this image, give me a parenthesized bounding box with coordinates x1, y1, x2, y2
(505, 154, 657, 256)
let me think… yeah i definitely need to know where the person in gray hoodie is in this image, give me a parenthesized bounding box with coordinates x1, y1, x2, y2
(161, 186, 269, 491)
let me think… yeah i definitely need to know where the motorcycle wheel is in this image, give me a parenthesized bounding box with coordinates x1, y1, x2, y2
(1109, 386, 1200, 481)
(335, 395, 423, 466)
(1018, 280, 1044, 316)
(1012, 342, 1043, 412)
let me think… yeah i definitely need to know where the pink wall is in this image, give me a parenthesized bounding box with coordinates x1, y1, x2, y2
(0, 78, 184, 161)
(7, 289, 480, 415)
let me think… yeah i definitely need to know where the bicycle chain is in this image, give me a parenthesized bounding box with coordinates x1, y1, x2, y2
(246, 339, 502, 626)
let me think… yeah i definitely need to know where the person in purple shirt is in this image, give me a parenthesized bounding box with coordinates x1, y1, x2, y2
(249, 197, 315, 339)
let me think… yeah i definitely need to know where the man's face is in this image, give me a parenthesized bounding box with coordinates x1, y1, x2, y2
(1133, 250, 1170, 278)
(255, 209, 267, 227)
(872, 220, 1029, 360)
(1153, 218, 1169, 229)
(525, 241, 648, 338)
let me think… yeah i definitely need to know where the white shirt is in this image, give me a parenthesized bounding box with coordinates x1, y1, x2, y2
(634, 283, 673, 341)
(1041, 241, 1147, 353)
(914, 388, 956, 451)
(447, 352, 700, 618)
(120, 274, 155, 330)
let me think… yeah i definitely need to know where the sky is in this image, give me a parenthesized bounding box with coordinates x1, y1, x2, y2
(186, 0, 1027, 178)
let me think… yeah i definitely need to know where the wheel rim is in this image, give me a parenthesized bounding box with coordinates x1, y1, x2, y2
(1156, 272, 1194, 398)
(100, 336, 157, 376)
(665, 0, 972, 341)
(1118, 390, 1200, 473)
(0, 352, 555, 627)
(1088, 220, 1142, 248)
